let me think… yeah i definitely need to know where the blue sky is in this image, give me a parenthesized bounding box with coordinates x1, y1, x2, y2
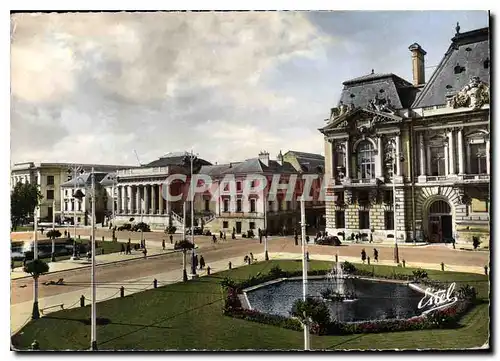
(10, 11, 488, 166)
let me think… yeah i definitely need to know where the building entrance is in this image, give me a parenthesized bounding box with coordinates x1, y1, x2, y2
(428, 200, 452, 242)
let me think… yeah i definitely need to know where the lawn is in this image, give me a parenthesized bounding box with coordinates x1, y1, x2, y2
(11, 260, 490, 351)
(12, 239, 137, 268)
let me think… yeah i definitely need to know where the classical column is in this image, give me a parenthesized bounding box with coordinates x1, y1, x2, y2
(116, 186, 121, 213)
(457, 128, 464, 175)
(395, 133, 401, 176)
(344, 138, 350, 179)
(121, 186, 126, 213)
(426, 141, 432, 176)
(152, 184, 157, 214)
(444, 142, 449, 176)
(419, 133, 426, 176)
(466, 142, 471, 173)
(486, 139, 490, 175)
(159, 184, 164, 214)
(135, 185, 141, 214)
(166, 181, 171, 215)
(145, 185, 150, 214)
(376, 135, 383, 178)
(448, 130, 455, 175)
(127, 185, 132, 213)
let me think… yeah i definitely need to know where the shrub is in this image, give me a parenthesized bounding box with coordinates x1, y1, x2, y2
(132, 222, 150, 232)
(341, 261, 356, 274)
(291, 297, 331, 334)
(473, 236, 481, 250)
(165, 226, 177, 234)
(46, 229, 61, 239)
(412, 269, 428, 281)
(174, 239, 195, 251)
(457, 284, 477, 302)
(269, 265, 285, 279)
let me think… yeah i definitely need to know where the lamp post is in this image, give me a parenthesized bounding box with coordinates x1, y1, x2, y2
(188, 151, 198, 276)
(390, 139, 403, 264)
(90, 168, 97, 351)
(264, 195, 269, 261)
(300, 196, 310, 350)
(32, 206, 39, 319)
(68, 166, 84, 260)
(51, 200, 56, 262)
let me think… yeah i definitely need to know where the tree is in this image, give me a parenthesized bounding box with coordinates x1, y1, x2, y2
(10, 182, 43, 231)
(291, 297, 331, 334)
(46, 229, 62, 262)
(23, 259, 50, 319)
(174, 239, 195, 282)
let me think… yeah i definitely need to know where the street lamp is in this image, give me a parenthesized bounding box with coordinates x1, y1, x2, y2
(264, 195, 269, 261)
(187, 151, 198, 276)
(300, 196, 310, 350)
(106, 173, 119, 224)
(67, 166, 85, 260)
(90, 168, 97, 351)
(51, 200, 56, 262)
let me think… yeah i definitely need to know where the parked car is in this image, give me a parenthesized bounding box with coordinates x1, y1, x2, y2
(117, 223, 132, 231)
(186, 227, 203, 235)
(315, 236, 342, 246)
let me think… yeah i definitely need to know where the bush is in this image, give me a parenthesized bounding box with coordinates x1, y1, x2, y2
(229, 308, 303, 332)
(291, 297, 331, 334)
(174, 239, 195, 251)
(132, 222, 150, 232)
(269, 265, 285, 279)
(165, 225, 177, 234)
(341, 261, 356, 274)
(412, 269, 428, 281)
(46, 229, 62, 239)
(472, 236, 481, 250)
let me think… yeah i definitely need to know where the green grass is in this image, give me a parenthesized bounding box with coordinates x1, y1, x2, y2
(12, 240, 136, 268)
(11, 260, 489, 351)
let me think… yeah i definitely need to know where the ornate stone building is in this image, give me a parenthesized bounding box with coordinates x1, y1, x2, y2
(319, 26, 490, 246)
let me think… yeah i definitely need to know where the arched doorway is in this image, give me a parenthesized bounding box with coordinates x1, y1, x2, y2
(428, 200, 452, 242)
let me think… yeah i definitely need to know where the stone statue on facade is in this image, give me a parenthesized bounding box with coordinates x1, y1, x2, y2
(327, 101, 356, 123)
(367, 95, 395, 113)
(447, 76, 489, 110)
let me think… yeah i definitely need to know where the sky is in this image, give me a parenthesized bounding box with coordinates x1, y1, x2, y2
(10, 10, 489, 167)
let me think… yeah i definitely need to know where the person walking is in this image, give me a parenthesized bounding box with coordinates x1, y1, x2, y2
(169, 234, 173, 244)
(126, 242, 131, 255)
(220, 231, 223, 240)
(361, 249, 367, 264)
(194, 254, 199, 269)
(199, 255, 205, 270)
(162, 239, 166, 251)
(212, 234, 217, 243)
(294, 233, 299, 246)
(143, 248, 147, 259)
(373, 248, 379, 262)
(120, 243, 125, 255)
(250, 252, 254, 262)
(223, 232, 226, 241)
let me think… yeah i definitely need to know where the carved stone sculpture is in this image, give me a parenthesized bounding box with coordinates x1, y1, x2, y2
(367, 95, 395, 113)
(447, 77, 489, 110)
(345, 190, 354, 205)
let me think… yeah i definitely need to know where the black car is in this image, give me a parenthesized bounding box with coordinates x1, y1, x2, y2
(185, 227, 203, 235)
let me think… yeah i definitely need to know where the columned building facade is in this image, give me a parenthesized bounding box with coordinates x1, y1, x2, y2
(320, 26, 490, 246)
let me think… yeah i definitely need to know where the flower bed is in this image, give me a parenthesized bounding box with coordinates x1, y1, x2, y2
(221, 264, 478, 336)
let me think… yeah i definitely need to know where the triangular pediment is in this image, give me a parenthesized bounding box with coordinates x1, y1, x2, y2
(320, 107, 403, 133)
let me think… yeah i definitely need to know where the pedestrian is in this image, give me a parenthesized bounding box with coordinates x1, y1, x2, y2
(294, 233, 298, 246)
(220, 231, 223, 240)
(306, 235, 310, 244)
(232, 232, 236, 240)
(250, 252, 254, 262)
(223, 232, 226, 240)
(199, 255, 205, 270)
(361, 248, 366, 264)
(143, 248, 147, 259)
(120, 243, 125, 255)
(232, 227, 236, 235)
(40, 227, 44, 235)
(162, 239, 166, 251)
(194, 254, 199, 269)
(259, 232, 263, 244)
(373, 248, 379, 262)
(355, 234, 360, 243)
(212, 234, 217, 243)
(64, 230, 67, 237)
(170, 234, 173, 244)
(23, 257, 27, 268)
(452, 238, 456, 249)
(126, 243, 131, 255)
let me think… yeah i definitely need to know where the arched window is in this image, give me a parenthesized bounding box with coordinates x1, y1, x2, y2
(357, 140, 375, 179)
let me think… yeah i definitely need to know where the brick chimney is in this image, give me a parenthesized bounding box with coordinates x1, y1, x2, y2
(258, 151, 269, 167)
(408, 43, 427, 86)
(276, 150, 283, 166)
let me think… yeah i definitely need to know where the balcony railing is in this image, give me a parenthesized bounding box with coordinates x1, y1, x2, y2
(117, 167, 169, 177)
(415, 174, 490, 183)
(220, 211, 264, 217)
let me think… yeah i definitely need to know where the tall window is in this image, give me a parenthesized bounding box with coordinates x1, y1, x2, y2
(335, 211, 345, 228)
(384, 211, 394, 230)
(430, 147, 446, 176)
(223, 199, 229, 212)
(64, 201, 68, 211)
(46, 189, 54, 200)
(236, 199, 242, 212)
(204, 199, 210, 211)
(249, 222, 255, 230)
(470, 143, 487, 174)
(47, 175, 55, 186)
(223, 221, 229, 229)
(335, 145, 346, 177)
(359, 210, 370, 229)
(236, 181, 242, 191)
(250, 198, 256, 212)
(357, 140, 375, 179)
(78, 200, 82, 211)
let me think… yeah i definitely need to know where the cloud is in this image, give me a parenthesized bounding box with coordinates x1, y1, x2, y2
(10, 12, 333, 166)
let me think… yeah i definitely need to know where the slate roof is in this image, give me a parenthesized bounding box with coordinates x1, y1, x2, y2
(144, 152, 212, 168)
(100, 173, 117, 186)
(412, 27, 490, 108)
(338, 73, 416, 109)
(285, 151, 325, 160)
(60, 172, 108, 187)
(200, 158, 297, 176)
